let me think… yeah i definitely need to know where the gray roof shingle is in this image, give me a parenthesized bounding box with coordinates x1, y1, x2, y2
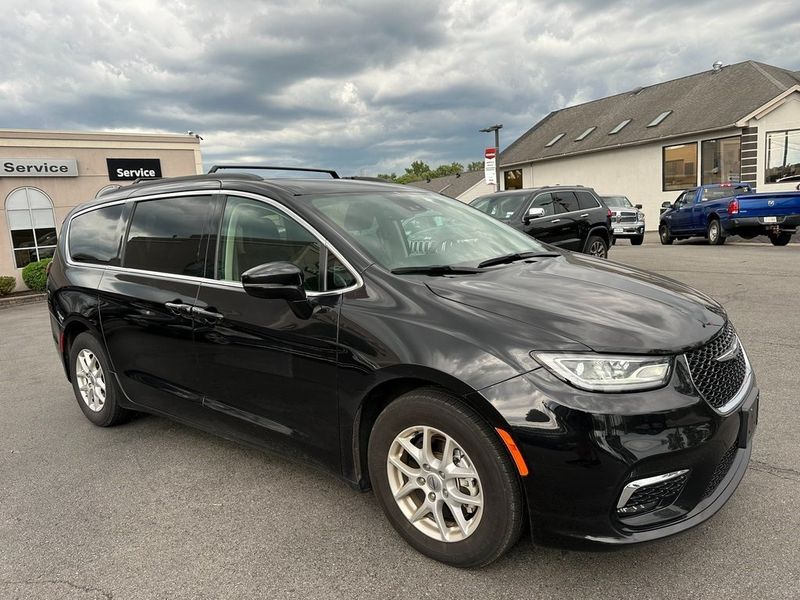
(500, 60, 800, 167)
(407, 170, 486, 197)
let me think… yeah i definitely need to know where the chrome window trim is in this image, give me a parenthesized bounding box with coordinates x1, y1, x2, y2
(681, 338, 753, 416)
(64, 189, 364, 297)
(616, 469, 690, 509)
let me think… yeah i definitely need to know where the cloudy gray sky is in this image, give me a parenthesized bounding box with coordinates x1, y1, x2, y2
(2, 0, 798, 176)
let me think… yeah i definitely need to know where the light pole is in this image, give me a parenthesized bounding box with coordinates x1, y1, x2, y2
(480, 124, 503, 191)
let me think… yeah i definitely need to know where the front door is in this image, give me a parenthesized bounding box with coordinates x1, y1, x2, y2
(522, 192, 573, 247)
(192, 194, 348, 471)
(670, 189, 698, 233)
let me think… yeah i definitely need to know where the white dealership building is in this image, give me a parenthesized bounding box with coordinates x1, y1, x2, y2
(0, 129, 203, 289)
(498, 60, 800, 230)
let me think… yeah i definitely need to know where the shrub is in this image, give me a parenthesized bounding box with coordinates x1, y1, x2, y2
(0, 276, 15, 296)
(21, 258, 52, 292)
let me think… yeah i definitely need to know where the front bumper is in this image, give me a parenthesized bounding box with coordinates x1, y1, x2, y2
(475, 358, 758, 549)
(611, 222, 645, 238)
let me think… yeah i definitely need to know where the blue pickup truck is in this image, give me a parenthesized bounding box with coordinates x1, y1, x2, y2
(659, 183, 800, 246)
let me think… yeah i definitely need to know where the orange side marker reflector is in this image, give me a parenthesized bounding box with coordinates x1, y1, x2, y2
(495, 428, 530, 477)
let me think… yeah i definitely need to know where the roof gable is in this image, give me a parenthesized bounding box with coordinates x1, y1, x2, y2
(407, 170, 486, 197)
(500, 60, 800, 167)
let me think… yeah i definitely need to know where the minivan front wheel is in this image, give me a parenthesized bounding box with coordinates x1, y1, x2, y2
(368, 389, 524, 567)
(69, 332, 130, 427)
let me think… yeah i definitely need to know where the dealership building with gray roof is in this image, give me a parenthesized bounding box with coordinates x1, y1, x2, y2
(498, 60, 800, 231)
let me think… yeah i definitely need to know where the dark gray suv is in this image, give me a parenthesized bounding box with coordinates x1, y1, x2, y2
(470, 186, 613, 257)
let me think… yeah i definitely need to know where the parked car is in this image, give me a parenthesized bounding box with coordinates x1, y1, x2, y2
(470, 186, 612, 257)
(601, 195, 645, 245)
(659, 183, 800, 245)
(48, 168, 758, 567)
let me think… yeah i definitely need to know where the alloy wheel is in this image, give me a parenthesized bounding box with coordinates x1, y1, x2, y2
(75, 349, 107, 412)
(589, 240, 607, 257)
(386, 425, 484, 542)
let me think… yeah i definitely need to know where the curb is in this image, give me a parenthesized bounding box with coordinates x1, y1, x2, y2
(0, 293, 46, 309)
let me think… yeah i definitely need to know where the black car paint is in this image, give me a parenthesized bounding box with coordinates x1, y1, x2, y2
(48, 175, 757, 548)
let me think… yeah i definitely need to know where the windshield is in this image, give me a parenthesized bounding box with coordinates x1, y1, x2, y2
(470, 193, 530, 220)
(307, 191, 547, 271)
(602, 196, 632, 208)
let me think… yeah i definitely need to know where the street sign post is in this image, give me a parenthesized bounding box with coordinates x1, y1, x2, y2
(484, 147, 497, 187)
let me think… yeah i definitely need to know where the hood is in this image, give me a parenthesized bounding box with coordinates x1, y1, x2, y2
(426, 253, 725, 354)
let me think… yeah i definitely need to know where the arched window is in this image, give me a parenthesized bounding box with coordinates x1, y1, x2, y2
(6, 187, 58, 268)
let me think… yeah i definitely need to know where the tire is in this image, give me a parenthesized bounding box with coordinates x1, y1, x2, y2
(707, 219, 726, 245)
(69, 332, 131, 427)
(630, 235, 644, 246)
(769, 232, 792, 246)
(585, 234, 608, 258)
(659, 224, 673, 245)
(368, 388, 524, 567)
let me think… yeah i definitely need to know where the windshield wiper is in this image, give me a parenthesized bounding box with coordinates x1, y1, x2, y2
(477, 251, 560, 268)
(391, 265, 484, 275)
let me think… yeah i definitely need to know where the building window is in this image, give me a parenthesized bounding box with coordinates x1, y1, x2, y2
(504, 169, 523, 190)
(663, 143, 697, 191)
(701, 137, 741, 184)
(765, 129, 800, 184)
(5, 187, 58, 268)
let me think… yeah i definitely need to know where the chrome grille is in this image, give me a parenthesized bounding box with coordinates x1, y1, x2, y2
(685, 322, 747, 410)
(617, 472, 688, 516)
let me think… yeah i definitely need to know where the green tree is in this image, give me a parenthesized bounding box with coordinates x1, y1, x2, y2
(377, 173, 398, 181)
(431, 162, 464, 178)
(467, 161, 484, 171)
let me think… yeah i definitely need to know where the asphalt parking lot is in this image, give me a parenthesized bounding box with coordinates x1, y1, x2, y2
(1, 238, 799, 600)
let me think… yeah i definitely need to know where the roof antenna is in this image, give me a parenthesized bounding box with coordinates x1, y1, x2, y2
(712, 60, 723, 73)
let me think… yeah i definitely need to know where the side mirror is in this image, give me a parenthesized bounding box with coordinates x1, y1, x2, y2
(635, 204, 643, 209)
(660, 201, 672, 215)
(523, 206, 545, 224)
(242, 262, 306, 301)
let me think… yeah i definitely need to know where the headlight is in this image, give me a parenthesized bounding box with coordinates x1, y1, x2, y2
(532, 353, 672, 392)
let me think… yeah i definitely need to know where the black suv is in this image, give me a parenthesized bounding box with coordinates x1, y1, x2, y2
(470, 186, 612, 257)
(48, 167, 758, 567)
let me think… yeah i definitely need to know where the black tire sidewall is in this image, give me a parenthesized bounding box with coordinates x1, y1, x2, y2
(368, 392, 523, 568)
(69, 332, 121, 426)
(586, 234, 608, 258)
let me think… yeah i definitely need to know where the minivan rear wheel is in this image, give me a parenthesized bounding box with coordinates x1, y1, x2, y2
(368, 389, 524, 567)
(69, 332, 131, 427)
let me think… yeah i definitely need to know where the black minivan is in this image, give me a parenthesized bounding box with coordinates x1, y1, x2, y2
(48, 169, 758, 567)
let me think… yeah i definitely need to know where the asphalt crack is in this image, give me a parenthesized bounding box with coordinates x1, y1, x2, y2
(749, 460, 800, 483)
(0, 579, 113, 599)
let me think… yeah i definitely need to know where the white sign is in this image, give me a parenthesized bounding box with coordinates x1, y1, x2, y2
(1, 158, 78, 177)
(484, 147, 497, 185)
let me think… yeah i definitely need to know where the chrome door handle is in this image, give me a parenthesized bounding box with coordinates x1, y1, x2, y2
(580, 213, 589, 218)
(191, 306, 224, 321)
(550, 219, 561, 223)
(165, 301, 191, 315)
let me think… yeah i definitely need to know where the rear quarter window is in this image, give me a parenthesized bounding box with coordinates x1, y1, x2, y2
(68, 204, 125, 265)
(576, 191, 600, 209)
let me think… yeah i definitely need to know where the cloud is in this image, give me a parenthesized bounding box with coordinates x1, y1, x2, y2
(0, 0, 798, 176)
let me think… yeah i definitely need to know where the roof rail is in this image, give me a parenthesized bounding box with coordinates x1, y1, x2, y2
(207, 165, 340, 178)
(130, 176, 161, 185)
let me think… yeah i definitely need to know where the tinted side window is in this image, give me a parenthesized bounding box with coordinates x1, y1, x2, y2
(552, 191, 580, 213)
(327, 255, 356, 290)
(69, 204, 124, 265)
(123, 195, 214, 276)
(530, 193, 556, 216)
(576, 191, 600, 209)
(217, 196, 322, 291)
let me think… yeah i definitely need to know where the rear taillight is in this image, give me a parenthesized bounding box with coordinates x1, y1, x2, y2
(607, 208, 612, 219)
(728, 199, 739, 215)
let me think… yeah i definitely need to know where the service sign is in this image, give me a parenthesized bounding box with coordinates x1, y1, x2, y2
(107, 158, 163, 181)
(1, 158, 78, 177)
(484, 147, 497, 185)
